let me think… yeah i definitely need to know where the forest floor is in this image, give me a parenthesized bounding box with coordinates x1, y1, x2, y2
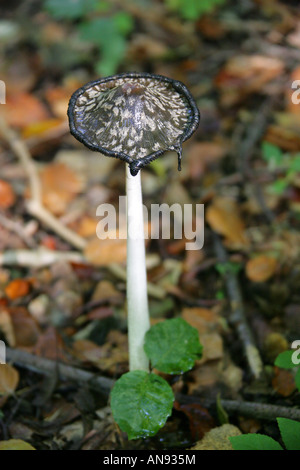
(0, 0, 300, 450)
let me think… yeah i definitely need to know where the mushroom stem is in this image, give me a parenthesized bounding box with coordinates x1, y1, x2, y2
(126, 164, 150, 372)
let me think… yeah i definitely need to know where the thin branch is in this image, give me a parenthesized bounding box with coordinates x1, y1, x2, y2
(6, 347, 300, 423)
(0, 211, 36, 248)
(176, 394, 300, 422)
(0, 248, 86, 268)
(213, 233, 264, 380)
(0, 116, 86, 251)
(6, 347, 114, 395)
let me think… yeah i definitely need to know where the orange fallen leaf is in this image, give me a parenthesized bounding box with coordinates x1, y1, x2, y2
(76, 215, 98, 238)
(0, 180, 16, 209)
(206, 197, 248, 247)
(38, 162, 84, 215)
(272, 367, 296, 397)
(245, 255, 277, 282)
(84, 235, 127, 266)
(5, 279, 31, 300)
(44, 87, 71, 119)
(21, 118, 64, 139)
(182, 307, 219, 334)
(5, 92, 50, 128)
(215, 55, 285, 107)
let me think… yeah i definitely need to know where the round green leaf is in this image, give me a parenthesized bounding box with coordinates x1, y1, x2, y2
(144, 317, 203, 374)
(274, 350, 298, 369)
(277, 418, 300, 450)
(110, 371, 174, 440)
(229, 434, 283, 450)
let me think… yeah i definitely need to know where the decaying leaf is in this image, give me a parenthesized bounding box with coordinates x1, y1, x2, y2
(0, 180, 16, 209)
(84, 235, 127, 266)
(245, 255, 277, 282)
(38, 162, 84, 215)
(189, 424, 242, 450)
(206, 197, 249, 247)
(0, 363, 19, 406)
(5, 279, 31, 300)
(0, 439, 35, 450)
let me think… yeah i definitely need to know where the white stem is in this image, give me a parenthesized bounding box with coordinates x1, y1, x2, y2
(126, 165, 150, 371)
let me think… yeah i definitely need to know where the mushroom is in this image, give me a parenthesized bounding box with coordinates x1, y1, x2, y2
(68, 72, 200, 372)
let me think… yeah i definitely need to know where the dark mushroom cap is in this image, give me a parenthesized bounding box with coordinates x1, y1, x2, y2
(68, 72, 200, 176)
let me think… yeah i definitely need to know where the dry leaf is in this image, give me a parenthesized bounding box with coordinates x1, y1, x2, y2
(9, 307, 40, 348)
(21, 118, 64, 139)
(189, 424, 241, 450)
(39, 162, 84, 215)
(272, 367, 296, 397)
(5, 92, 50, 128)
(206, 197, 248, 247)
(0, 309, 15, 346)
(187, 142, 228, 179)
(245, 255, 277, 282)
(44, 87, 71, 118)
(215, 55, 284, 107)
(5, 279, 31, 300)
(0, 180, 16, 209)
(182, 307, 220, 334)
(84, 235, 127, 266)
(0, 439, 35, 450)
(0, 364, 19, 406)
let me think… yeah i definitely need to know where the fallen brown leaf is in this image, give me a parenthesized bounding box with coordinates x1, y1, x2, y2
(5, 92, 50, 128)
(0, 364, 19, 407)
(206, 197, 249, 247)
(0, 180, 16, 209)
(5, 279, 31, 300)
(245, 255, 277, 282)
(84, 235, 127, 266)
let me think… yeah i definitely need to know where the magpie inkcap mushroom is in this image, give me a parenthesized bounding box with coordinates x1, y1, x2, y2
(68, 72, 200, 176)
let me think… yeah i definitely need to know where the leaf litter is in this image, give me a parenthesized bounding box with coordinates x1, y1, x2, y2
(0, 0, 300, 451)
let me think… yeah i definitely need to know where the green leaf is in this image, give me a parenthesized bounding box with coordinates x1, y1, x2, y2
(290, 154, 300, 172)
(45, 0, 98, 19)
(144, 317, 203, 374)
(0, 439, 36, 450)
(275, 350, 298, 369)
(277, 418, 300, 450)
(79, 18, 127, 75)
(166, 0, 226, 20)
(113, 12, 134, 35)
(110, 371, 174, 440)
(230, 434, 283, 450)
(268, 178, 289, 195)
(261, 141, 283, 167)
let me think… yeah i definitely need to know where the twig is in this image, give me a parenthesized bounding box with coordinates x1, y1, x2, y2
(0, 116, 86, 251)
(6, 347, 300, 423)
(6, 347, 114, 395)
(0, 248, 86, 268)
(213, 234, 264, 379)
(0, 211, 36, 248)
(176, 394, 300, 422)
